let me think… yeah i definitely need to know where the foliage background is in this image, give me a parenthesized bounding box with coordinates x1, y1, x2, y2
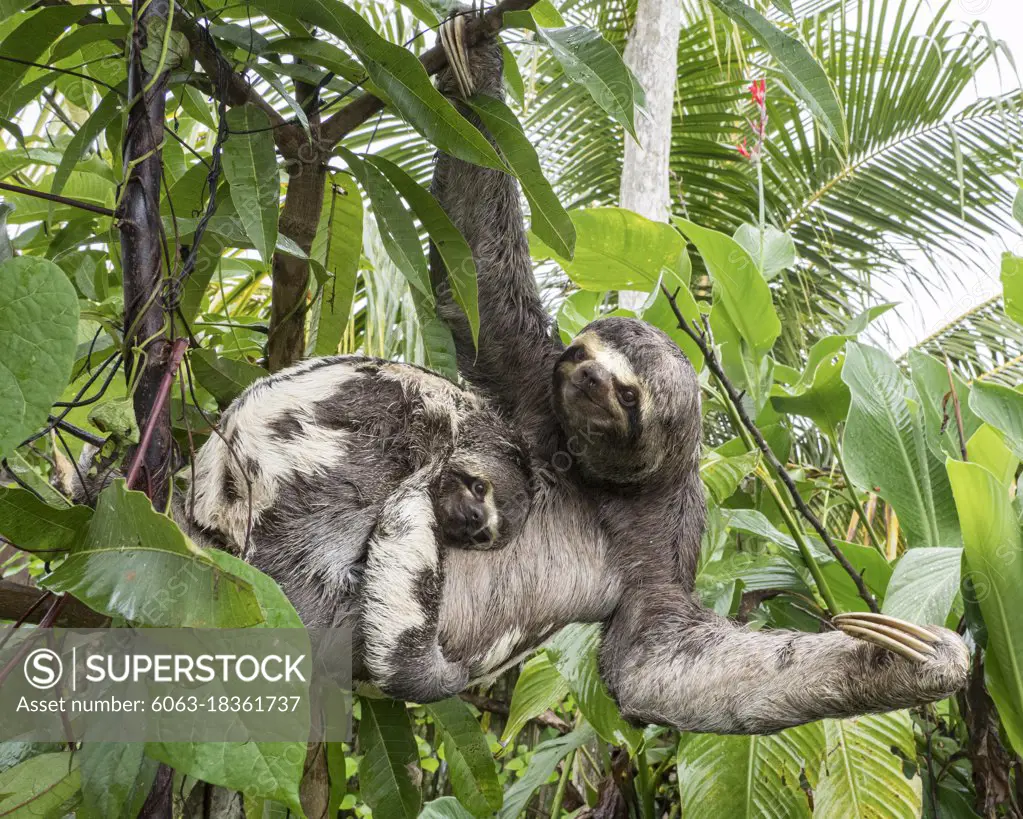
(0, 0, 1022, 816)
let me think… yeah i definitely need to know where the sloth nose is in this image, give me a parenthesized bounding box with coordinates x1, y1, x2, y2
(573, 362, 611, 396)
(464, 506, 484, 529)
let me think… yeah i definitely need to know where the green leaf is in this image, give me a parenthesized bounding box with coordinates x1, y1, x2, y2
(425, 699, 501, 817)
(0, 752, 80, 818)
(337, 147, 431, 302)
(733, 223, 797, 279)
(674, 217, 781, 359)
(676, 724, 822, 817)
(421, 797, 475, 819)
(842, 343, 960, 549)
(223, 105, 279, 266)
(204, 548, 302, 629)
(532, 207, 686, 291)
(262, 36, 368, 87)
(79, 743, 157, 819)
(968, 423, 1019, 487)
(358, 698, 421, 819)
(546, 624, 641, 750)
(49, 90, 121, 206)
(641, 268, 704, 371)
(190, 349, 267, 409)
(0, 256, 79, 461)
(0, 488, 90, 555)
(0, 7, 84, 101)
(908, 349, 980, 461)
(970, 379, 1023, 459)
(948, 460, 1023, 754)
(708, 0, 848, 148)
(700, 449, 760, 504)
(365, 154, 479, 348)
(842, 303, 898, 336)
(1002, 252, 1023, 326)
(42, 481, 264, 628)
(309, 173, 362, 357)
(498, 726, 594, 819)
(500, 654, 569, 748)
(466, 94, 575, 259)
(771, 338, 850, 438)
(146, 742, 304, 814)
(248, 0, 502, 170)
(515, 18, 637, 138)
(812, 713, 921, 817)
(882, 547, 962, 626)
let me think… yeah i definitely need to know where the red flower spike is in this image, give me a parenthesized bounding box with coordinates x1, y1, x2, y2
(737, 138, 751, 159)
(750, 79, 766, 107)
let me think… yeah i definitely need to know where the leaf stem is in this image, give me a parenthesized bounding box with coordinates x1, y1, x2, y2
(550, 748, 576, 818)
(829, 433, 886, 555)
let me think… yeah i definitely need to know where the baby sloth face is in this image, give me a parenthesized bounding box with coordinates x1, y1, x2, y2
(431, 440, 533, 552)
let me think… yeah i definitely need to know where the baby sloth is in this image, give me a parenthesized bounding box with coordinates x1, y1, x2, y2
(183, 355, 533, 699)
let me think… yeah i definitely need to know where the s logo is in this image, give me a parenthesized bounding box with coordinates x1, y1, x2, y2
(24, 648, 63, 690)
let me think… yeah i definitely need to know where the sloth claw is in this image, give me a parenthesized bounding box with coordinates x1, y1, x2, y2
(439, 15, 474, 98)
(832, 612, 940, 664)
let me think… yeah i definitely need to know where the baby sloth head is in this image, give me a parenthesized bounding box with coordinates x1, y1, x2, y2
(431, 416, 534, 551)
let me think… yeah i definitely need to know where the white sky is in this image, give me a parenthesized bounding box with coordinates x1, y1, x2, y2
(870, 0, 1023, 354)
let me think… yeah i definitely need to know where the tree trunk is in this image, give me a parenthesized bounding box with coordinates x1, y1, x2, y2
(618, 0, 681, 311)
(120, 0, 173, 509)
(268, 154, 327, 372)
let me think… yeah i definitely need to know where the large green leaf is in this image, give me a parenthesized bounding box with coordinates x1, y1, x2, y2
(500, 654, 569, 748)
(948, 460, 1023, 754)
(42, 481, 263, 628)
(189, 349, 266, 409)
(146, 742, 304, 814)
(509, 12, 637, 138)
(498, 726, 595, 819)
(812, 712, 922, 818)
(0, 256, 79, 461)
(79, 743, 157, 819)
(700, 449, 760, 504)
(309, 173, 362, 357)
(425, 699, 501, 818)
(968, 423, 1019, 488)
(466, 94, 575, 259)
(0, 7, 85, 101)
(531, 207, 687, 291)
(771, 337, 850, 437)
(675, 217, 781, 358)
(248, 0, 502, 169)
(49, 90, 121, 204)
(0, 751, 80, 818)
(642, 269, 705, 371)
(366, 154, 479, 347)
(337, 146, 431, 301)
(222, 105, 279, 266)
(0, 487, 90, 555)
(882, 547, 962, 626)
(708, 0, 847, 147)
(969, 380, 1023, 459)
(545, 624, 641, 750)
(676, 724, 823, 817)
(733, 223, 797, 280)
(842, 343, 960, 549)
(358, 698, 421, 819)
(908, 348, 980, 461)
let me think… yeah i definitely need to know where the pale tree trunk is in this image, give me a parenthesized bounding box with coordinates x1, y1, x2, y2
(619, 0, 681, 311)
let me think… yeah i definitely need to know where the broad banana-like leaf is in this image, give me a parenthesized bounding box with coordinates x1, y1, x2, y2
(676, 723, 823, 817)
(882, 546, 962, 626)
(811, 711, 922, 818)
(948, 460, 1023, 754)
(842, 342, 960, 549)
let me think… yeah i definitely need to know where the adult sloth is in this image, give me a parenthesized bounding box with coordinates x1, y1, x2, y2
(425, 21, 968, 734)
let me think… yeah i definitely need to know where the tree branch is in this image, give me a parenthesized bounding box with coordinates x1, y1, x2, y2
(661, 287, 880, 613)
(0, 580, 108, 627)
(173, 7, 304, 158)
(318, 0, 539, 148)
(0, 181, 115, 217)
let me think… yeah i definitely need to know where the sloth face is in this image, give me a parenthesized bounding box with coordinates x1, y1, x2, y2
(432, 443, 533, 551)
(551, 317, 701, 487)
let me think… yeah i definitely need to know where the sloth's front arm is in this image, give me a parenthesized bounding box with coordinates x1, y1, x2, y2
(599, 585, 970, 734)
